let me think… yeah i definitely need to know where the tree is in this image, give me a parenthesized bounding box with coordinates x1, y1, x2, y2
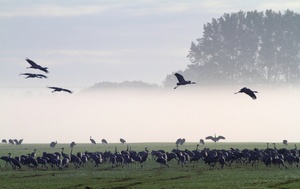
(165, 10, 300, 86)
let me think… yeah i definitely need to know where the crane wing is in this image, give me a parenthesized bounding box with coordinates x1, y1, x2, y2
(19, 73, 32, 76)
(48, 86, 59, 90)
(174, 73, 186, 83)
(248, 92, 257, 99)
(26, 58, 39, 67)
(216, 136, 225, 140)
(205, 136, 214, 140)
(62, 88, 72, 93)
(36, 74, 47, 78)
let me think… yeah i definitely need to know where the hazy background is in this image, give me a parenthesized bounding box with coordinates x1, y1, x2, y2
(1, 0, 300, 143)
(2, 86, 300, 143)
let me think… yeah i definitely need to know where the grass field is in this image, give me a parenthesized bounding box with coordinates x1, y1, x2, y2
(0, 142, 300, 189)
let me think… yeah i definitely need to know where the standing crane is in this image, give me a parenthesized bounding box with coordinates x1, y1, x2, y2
(90, 136, 96, 144)
(174, 73, 196, 89)
(70, 141, 76, 148)
(234, 87, 258, 99)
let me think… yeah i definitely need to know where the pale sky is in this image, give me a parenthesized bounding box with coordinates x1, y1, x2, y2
(1, 0, 300, 144)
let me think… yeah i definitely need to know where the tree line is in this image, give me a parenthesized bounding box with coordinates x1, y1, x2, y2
(164, 9, 300, 87)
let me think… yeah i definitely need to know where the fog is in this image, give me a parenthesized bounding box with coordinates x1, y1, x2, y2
(1, 86, 300, 144)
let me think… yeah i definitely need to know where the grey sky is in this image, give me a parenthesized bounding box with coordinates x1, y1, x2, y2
(2, 0, 300, 88)
(1, 1, 300, 143)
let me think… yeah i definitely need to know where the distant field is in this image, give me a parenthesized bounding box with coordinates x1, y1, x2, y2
(0, 142, 300, 189)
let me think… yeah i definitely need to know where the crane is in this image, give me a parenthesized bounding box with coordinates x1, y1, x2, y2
(234, 87, 258, 99)
(205, 134, 225, 143)
(174, 73, 196, 89)
(25, 58, 49, 73)
(19, 73, 47, 79)
(47, 86, 72, 94)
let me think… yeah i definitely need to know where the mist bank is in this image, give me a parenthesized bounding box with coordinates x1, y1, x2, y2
(1, 85, 300, 143)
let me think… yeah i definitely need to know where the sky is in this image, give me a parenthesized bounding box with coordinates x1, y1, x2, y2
(1, 0, 300, 144)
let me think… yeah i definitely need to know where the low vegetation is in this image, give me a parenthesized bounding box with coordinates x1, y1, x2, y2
(0, 142, 299, 189)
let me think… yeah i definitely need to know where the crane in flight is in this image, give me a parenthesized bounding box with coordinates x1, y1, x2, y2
(25, 58, 49, 73)
(234, 87, 258, 99)
(120, 138, 126, 144)
(174, 73, 196, 89)
(47, 86, 72, 94)
(19, 73, 47, 79)
(205, 134, 225, 143)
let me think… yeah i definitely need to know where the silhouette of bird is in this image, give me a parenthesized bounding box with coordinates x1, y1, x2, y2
(205, 134, 225, 143)
(283, 140, 288, 145)
(174, 73, 196, 89)
(179, 138, 185, 145)
(234, 87, 258, 99)
(120, 138, 126, 144)
(47, 86, 72, 94)
(19, 73, 47, 79)
(101, 139, 108, 144)
(199, 139, 205, 145)
(90, 136, 96, 144)
(30, 149, 37, 158)
(26, 58, 49, 73)
(175, 138, 182, 145)
(17, 139, 23, 145)
(70, 141, 76, 148)
(50, 141, 57, 148)
(8, 139, 14, 145)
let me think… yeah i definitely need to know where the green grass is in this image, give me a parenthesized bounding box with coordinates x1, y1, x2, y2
(0, 143, 300, 189)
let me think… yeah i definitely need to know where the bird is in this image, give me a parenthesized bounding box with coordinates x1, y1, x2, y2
(70, 141, 76, 148)
(175, 138, 182, 145)
(17, 139, 23, 145)
(50, 141, 57, 148)
(120, 138, 126, 144)
(234, 87, 258, 99)
(25, 58, 49, 73)
(8, 139, 15, 145)
(283, 140, 288, 145)
(205, 134, 225, 143)
(179, 138, 186, 145)
(30, 149, 37, 158)
(19, 73, 47, 79)
(101, 139, 108, 144)
(90, 136, 96, 144)
(47, 86, 72, 94)
(199, 139, 205, 145)
(174, 73, 196, 89)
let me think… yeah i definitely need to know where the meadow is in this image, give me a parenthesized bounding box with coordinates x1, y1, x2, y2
(0, 142, 300, 189)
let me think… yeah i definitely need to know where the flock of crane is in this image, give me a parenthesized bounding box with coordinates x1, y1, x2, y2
(19, 58, 72, 93)
(19, 58, 258, 98)
(48, 137, 126, 148)
(1, 139, 23, 145)
(0, 58, 266, 171)
(1, 140, 298, 171)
